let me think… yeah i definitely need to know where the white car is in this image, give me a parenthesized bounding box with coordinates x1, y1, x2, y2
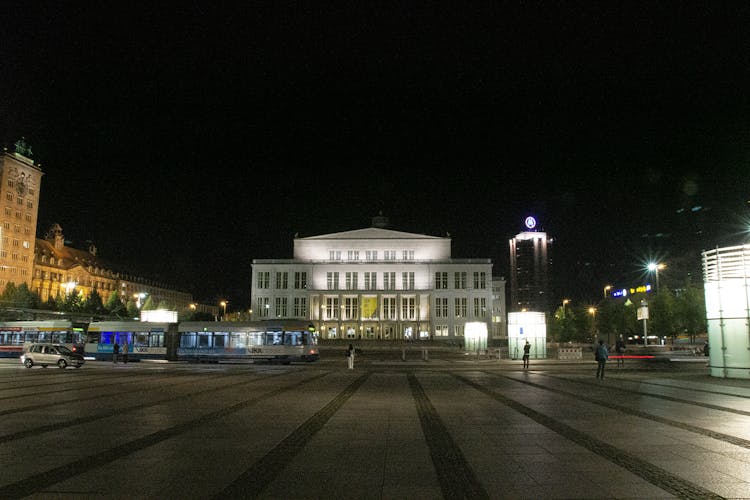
(21, 343, 85, 369)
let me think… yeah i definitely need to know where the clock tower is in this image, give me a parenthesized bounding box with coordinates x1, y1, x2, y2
(0, 139, 44, 293)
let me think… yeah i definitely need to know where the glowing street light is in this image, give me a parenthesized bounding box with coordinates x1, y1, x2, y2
(562, 299, 570, 319)
(603, 285, 612, 299)
(220, 300, 228, 319)
(647, 262, 666, 293)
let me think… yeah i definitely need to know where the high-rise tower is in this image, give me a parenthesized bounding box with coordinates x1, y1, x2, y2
(509, 216, 552, 313)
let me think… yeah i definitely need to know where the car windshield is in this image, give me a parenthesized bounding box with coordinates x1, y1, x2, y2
(56, 345, 73, 355)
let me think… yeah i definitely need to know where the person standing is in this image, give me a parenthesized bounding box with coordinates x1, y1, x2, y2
(347, 343, 355, 370)
(113, 342, 120, 364)
(595, 339, 608, 379)
(522, 340, 531, 369)
(122, 342, 129, 364)
(615, 337, 625, 367)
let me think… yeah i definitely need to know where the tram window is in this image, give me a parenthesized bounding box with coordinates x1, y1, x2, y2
(247, 332, 263, 346)
(266, 332, 282, 345)
(150, 333, 164, 347)
(180, 333, 197, 348)
(198, 334, 210, 347)
(214, 334, 226, 348)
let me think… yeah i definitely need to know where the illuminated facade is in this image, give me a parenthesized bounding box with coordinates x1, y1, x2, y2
(32, 223, 193, 309)
(251, 218, 500, 342)
(0, 140, 194, 312)
(509, 217, 552, 313)
(0, 145, 43, 291)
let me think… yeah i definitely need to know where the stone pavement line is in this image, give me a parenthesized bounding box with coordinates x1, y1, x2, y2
(407, 373, 490, 500)
(0, 371, 260, 444)
(497, 372, 750, 449)
(0, 371, 331, 499)
(213, 372, 370, 499)
(454, 373, 725, 500)
(541, 372, 750, 417)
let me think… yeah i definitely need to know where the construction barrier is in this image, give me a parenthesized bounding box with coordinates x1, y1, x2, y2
(558, 347, 582, 360)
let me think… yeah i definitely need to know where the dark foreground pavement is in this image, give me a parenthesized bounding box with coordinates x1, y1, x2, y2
(0, 352, 748, 499)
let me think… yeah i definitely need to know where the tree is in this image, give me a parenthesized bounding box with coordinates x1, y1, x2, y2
(105, 292, 128, 318)
(650, 289, 676, 342)
(83, 289, 105, 315)
(674, 282, 707, 342)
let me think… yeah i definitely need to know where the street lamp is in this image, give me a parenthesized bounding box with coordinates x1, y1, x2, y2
(588, 307, 599, 343)
(562, 299, 570, 319)
(220, 300, 227, 320)
(647, 262, 666, 293)
(603, 285, 612, 299)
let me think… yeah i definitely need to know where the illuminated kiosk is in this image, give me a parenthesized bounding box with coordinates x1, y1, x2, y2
(702, 245, 750, 379)
(464, 321, 488, 352)
(508, 311, 546, 360)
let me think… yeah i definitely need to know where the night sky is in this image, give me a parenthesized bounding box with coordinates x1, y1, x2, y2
(2, 3, 749, 309)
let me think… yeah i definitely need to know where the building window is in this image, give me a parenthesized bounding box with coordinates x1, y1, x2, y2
(383, 272, 395, 289)
(401, 297, 415, 320)
(275, 297, 288, 317)
(345, 272, 358, 290)
(257, 272, 270, 289)
(473, 272, 486, 289)
(435, 324, 449, 337)
(365, 250, 378, 260)
(329, 250, 341, 261)
(293, 297, 307, 317)
(326, 272, 339, 290)
(402, 250, 414, 260)
(473, 297, 487, 318)
(384, 250, 396, 260)
(256, 297, 270, 317)
(435, 298, 448, 318)
(294, 272, 307, 289)
(344, 297, 359, 320)
(325, 297, 339, 319)
(275, 272, 288, 289)
(435, 272, 448, 290)
(382, 297, 396, 320)
(364, 272, 377, 290)
(454, 297, 467, 318)
(402, 272, 414, 290)
(454, 272, 467, 289)
(347, 250, 359, 261)
(454, 324, 464, 337)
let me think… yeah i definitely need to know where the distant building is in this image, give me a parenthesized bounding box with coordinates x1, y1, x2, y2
(32, 223, 193, 310)
(509, 216, 552, 313)
(251, 216, 502, 342)
(1, 139, 196, 313)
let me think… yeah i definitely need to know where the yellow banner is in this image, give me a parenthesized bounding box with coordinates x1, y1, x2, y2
(362, 297, 378, 318)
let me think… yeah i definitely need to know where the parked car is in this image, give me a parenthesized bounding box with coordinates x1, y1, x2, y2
(21, 343, 85, 369)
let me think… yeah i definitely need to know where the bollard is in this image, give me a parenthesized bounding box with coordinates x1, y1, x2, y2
(402, 347, 406, 361)
(422, 348, 429, 361)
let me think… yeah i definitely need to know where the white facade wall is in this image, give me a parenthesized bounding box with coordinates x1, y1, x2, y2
(251, 228, 499, 342)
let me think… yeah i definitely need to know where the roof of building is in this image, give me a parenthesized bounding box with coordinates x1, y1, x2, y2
(297, 227, 446, 240)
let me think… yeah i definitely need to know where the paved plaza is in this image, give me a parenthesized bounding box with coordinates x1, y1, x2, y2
(0, 350, 748, 499)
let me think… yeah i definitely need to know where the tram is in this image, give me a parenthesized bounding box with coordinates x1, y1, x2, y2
(0, 320, 87, 358)
(177, 320, 319, 364)
(85, 321, 176, 361)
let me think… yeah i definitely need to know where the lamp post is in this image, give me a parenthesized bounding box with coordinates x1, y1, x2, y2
(220, 300, 227, 320)
(603, 285, 612, 299)
(588, 307, 599, 344)
(647, 263, 665, 293)
(562, 299, 570, 319)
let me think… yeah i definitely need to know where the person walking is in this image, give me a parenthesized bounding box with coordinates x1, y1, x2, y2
(595, 339, 608, 379)
(615, 337, 625, 367)
(347, 343, 355, 370)
(122, 342, 129, 364)
(113, 342, 120, 364)
(522, 340, 531, 369)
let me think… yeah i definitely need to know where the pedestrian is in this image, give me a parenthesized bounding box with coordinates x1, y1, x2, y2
(122, 342, 129, 364)
(347, 343, 355, 370)
(615, 336, 625, 367)
(703, 341, 709, 357)
(595, 339, 608, 379)
(522, 340, 530, 369)
(113, 341, 120, 364)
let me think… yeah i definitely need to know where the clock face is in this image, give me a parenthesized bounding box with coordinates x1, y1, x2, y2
(16, 173, 27, 196)
(524, 216, 537, 229)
